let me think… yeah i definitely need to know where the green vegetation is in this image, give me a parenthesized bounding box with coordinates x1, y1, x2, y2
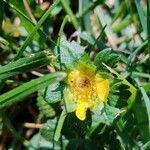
(0, 0, 149, 149)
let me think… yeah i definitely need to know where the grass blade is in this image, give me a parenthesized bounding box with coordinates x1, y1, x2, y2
(60, 0, 78, 29)
(95, 6, 116, 49)
(0, 51, 50, 80)
(134, 78, 150, 135)
(112, 1, 126, 23)
(78, 0, 104, 17)
(135, 0, 147, 34)
(0, 72, 66, 109)
(14, 0, 60, 60)
(147, 0, 150, 54)
(0, 0, 4, 34)
(3, 0, 56, 45)
(56, 15, 69, 46)
(144, 82, 150, 92)
(132, 93, 150, 142)
(54, 110, 67, 141)
(112, 16, 132, 33)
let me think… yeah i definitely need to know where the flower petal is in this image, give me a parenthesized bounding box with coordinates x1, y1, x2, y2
(75, 102, 87, 120)
(96, 79, 109, 102)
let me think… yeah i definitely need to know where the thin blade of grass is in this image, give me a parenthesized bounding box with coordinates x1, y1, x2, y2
(135, 0, 147, 34)
(95, 6, 116, 49)
(0, 72, 66, 109)
(0, 0, 4, 34)
(78, 0, 104, 17)
(132, 72, 150, 79)
(147, 0, 150, 54)
(56, 15, 69, 46)
(3, 0, 56, 45)
(112, 1, 126, 23)
(114, 119, 138, 149)
(134, 78, 150, 135)
(144, 82, 150, 92)
(60, 0, 78, 29)
(0, 51, 50, 80)
(112, 16, 132, 33)
(132, 92, 150, 142)
(141, 141, 150, 149)
(14, 0, 60, 60)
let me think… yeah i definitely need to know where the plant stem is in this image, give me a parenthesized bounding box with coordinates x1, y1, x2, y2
(56, 15, 69, 46)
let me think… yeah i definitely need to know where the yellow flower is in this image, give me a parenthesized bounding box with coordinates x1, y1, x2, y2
(67, 64, 109, 120)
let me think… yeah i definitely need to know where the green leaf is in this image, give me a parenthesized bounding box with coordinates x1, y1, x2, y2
(56, 40, 85, 68)
(103, 64, 144, 147)
(108, 79, 122, 107)
(78, 0, 105, 17)
(94, 48, 119, 70)
(41, 82, 64, 104)
(88, 103, 120, 138)
(108, 81, 130, 109)
(79, 31, 107, 49)
(40, 119, 69, 149)
(56, 15, 69, 46)
(80, 31, 96, 45)
(0, 51, 50, 80)
(37, 95, 56, 118)
(92, 104, 120, 126)
(29, 133, 55, 150)
(40, 119, 57, 142)
(102, 64, 137, 115)
(0, 72, 66, 109)
(104, 104, 120, 124)
(34, 4, 62, 18)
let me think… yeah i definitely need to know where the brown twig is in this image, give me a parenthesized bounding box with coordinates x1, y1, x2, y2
(23, 123, 43, 129)
(23, 0, 37, 24)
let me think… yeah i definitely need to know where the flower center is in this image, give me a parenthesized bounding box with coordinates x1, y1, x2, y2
(76, 77, 90, 88)
(68, 69, 96, 105)
(73, 75, 96, 103)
